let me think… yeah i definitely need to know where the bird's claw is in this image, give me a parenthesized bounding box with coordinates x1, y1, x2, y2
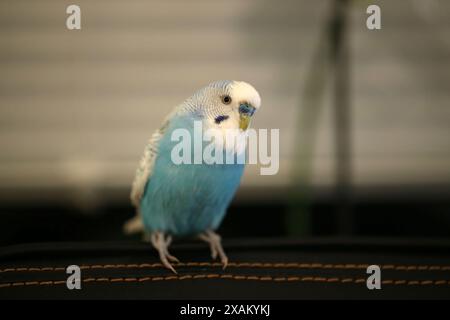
(221, 256, 228, 270)
(199, 230, 229, 270)
(159, 250, 178, 274)
(151, 232, 179, 274)
(210, 246, 218, 260)
(167, 253, 180, 263)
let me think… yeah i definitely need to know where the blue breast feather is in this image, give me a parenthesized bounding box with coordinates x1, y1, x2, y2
(140, 116, 245, 236)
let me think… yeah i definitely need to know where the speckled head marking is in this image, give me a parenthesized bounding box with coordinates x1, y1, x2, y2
(182, 80, 261, 131)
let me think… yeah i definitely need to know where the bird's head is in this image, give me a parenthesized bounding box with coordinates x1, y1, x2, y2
(189, 80, 261, 131)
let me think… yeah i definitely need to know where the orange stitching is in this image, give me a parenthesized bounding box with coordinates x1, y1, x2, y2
(1, 275, 449, 289)
(2, 262, 450, 274)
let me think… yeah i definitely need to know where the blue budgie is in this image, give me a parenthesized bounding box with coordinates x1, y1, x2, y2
(124, 80, 261, 273)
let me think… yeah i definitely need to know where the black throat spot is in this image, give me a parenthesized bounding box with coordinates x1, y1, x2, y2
(214, 115, 229, 124)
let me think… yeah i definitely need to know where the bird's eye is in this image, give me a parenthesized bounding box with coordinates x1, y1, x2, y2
(221, 95, 232, 105)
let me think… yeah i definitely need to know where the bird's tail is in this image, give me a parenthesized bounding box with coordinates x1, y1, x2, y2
(123, 214, 145, 235)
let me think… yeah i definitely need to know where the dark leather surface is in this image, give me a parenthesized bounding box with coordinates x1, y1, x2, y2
(1, 238, 450, 299)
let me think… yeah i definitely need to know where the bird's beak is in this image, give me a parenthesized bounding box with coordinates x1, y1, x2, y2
(239, 114, 251, 130)
(239, 103, 256, 131)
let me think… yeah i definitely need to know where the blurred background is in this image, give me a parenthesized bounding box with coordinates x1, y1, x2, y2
(0, 0, 449, 246)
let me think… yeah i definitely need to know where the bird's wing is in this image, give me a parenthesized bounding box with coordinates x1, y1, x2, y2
(125, 108, 181, 235)
(130, 118, 171, 208)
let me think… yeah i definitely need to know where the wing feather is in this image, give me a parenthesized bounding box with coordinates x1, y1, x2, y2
(124, 116, 172, 235)
(130, 118, 171, 208)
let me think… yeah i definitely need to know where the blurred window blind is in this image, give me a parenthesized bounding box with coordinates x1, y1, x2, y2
(0, 0, 449, 202)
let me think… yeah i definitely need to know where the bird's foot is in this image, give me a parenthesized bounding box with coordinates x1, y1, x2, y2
(151, 232, 179, 274)
(198, 230, 228, 269)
